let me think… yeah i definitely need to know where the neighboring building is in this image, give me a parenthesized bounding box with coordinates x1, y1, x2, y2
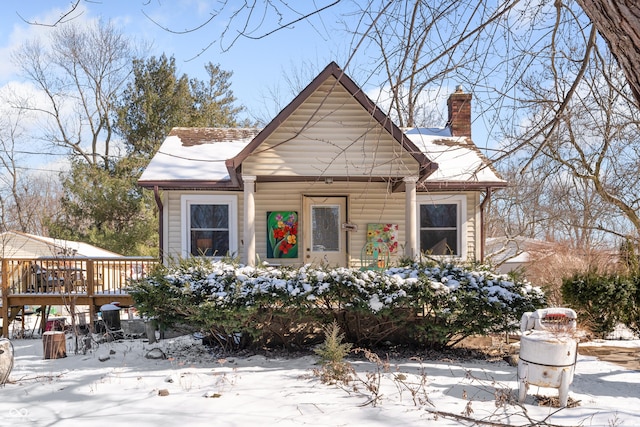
(485, 236, 619, 280)
(139, 62, 506, 267)
(484, 237, 555, 274)
(0, 231, 122, 259)
(0, 230, 125, 299)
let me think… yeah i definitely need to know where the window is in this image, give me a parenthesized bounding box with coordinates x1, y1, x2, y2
(311, 205, 340, 252)
(418, 195, 466, 258)
(181, 195, 238, 257)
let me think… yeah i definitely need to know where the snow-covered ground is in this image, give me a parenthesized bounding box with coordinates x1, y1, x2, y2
(1, 334, 638, 426)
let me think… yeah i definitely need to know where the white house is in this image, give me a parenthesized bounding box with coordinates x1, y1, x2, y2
(138, 62, 506, 267)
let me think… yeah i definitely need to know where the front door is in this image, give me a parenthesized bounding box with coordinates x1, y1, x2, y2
(303, 196, 347, 266)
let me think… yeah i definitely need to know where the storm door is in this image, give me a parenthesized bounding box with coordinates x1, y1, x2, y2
(303, 196, 347, 266)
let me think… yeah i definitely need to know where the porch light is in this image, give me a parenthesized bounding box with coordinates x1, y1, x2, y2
(324, 177, 333, 184)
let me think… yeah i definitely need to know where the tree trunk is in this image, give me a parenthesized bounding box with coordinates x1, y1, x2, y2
(576, 0, 640, 106)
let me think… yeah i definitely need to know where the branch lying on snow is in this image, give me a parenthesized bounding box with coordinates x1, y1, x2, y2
(423, 407, 570, 427)
(8, 372, 67, 384)
(453, 367, 580, 427)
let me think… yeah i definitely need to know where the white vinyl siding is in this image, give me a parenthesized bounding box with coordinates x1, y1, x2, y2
(254, 181, 407, 267)
(242, 77, 420, 179)
(162, 186, 479, 265)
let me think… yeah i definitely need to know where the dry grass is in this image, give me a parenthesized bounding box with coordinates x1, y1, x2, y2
(519, 242, 619, 306)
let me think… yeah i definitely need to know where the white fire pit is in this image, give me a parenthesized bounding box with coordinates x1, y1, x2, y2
(518, 308, 578, 406)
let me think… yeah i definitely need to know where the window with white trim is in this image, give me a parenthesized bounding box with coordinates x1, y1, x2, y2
(417, 195, 466, 258)
(181, 195, 238, 257)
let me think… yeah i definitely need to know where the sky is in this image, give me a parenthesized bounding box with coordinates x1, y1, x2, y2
(0, 0, 495, 176)
(0, 1, 358, 124)
(0, 1, 379, 174)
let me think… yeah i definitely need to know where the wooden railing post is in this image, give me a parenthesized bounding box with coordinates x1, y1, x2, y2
(2, 259, 10, 338)
(86, 260, 95, 332)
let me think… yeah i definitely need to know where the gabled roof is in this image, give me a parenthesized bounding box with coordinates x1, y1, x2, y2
(139, 62, 438, 190)
(224, 61, 437, 186)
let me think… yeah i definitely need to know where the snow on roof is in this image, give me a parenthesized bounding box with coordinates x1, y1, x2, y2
(2, 231, 123, 258)
(484, 236, 556, 267)
(138, 128, 261, 183)
(140, 126, 504, 185)
(404, 127, 505, 183)
(31, 235, 123, 258)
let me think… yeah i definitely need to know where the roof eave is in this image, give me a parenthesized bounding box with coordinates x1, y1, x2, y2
(419, 181, 508, 191)
(138, 180, 241, 191)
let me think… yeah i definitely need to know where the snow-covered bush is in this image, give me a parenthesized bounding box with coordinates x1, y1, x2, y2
(129, 257, 545, 350)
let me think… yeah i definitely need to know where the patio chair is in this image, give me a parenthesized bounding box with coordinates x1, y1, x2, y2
(360, 241, 390, 271)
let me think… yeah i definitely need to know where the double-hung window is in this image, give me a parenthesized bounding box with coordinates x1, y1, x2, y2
(181, 195, 237, 257)
(418, 195, 466, 258)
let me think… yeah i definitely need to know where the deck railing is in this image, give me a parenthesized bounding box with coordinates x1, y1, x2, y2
(1, 256, 158, 337)
(2, 257, 157, 296)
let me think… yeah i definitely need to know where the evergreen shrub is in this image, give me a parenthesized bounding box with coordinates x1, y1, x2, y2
(561, 272, 638, 338)
(129, 257, 545, 350)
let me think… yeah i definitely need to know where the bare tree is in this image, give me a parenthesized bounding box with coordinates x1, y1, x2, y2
(356, 1, 533, 128)
(26, 1, 640, 107)
(505, 42, 640, 240)
(0, 103, 63, 234)
(344, 1, 640, 247)
(12, 19, 135, 169)
(488, 155, 620, 249)
(20, 2, 640, 139)
(0, 107, 30, 232)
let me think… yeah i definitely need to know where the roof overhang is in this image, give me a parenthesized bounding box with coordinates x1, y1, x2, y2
(419, 181, 508, 191)
(138, 180, 240, 191)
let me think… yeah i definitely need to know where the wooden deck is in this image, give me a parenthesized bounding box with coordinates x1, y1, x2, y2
(1, 256, 157, 337)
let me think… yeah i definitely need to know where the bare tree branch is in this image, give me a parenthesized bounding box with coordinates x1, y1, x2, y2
(142, 0, 342, 56)
(519, 25, 598, 170)
(17, 0, 83, 27)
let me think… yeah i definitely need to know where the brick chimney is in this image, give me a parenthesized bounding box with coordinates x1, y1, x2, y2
(447, 86, 472, 138)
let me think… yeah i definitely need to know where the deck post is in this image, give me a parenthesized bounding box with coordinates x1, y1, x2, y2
(1, 259, 9, 338)
(86, 261, 96, 332)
